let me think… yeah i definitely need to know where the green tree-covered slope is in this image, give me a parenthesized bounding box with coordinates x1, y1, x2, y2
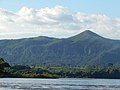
(0, 30, 120, 66)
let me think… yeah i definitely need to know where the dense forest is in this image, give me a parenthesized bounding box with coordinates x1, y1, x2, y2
(0, 30, 120, 66)
(1, 58, 120, 79)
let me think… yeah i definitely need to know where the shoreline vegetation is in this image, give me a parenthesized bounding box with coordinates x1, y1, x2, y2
(1, 58, 120, 79)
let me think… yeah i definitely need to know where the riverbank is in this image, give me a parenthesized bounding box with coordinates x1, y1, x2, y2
(1, 65, 120, 79)
(1, 59, 120, 79)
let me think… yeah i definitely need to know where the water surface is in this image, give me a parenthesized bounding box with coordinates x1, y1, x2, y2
(0, 78, 120, 90)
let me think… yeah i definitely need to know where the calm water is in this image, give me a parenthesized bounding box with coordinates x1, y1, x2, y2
(0, 78, 120, 90)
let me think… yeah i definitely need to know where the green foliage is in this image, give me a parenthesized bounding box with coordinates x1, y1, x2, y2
(1, 59, 120, 79)
(0, 58, 11, 70)
(12, 64, 31, 70)
(0, 30, 120, 66)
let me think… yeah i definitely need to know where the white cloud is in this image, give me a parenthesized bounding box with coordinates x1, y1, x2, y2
(0, 5, 120, 39)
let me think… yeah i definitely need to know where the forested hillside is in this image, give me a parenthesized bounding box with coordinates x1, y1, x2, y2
(0, 30, 120, 66)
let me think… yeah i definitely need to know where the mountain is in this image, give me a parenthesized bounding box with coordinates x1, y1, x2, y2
(0, 30, 120, 66)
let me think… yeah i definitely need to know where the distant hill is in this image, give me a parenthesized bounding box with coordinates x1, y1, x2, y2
(0, 30, 120, 66)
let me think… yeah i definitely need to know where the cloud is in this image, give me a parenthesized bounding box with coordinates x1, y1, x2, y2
(0, 5, 120, 39)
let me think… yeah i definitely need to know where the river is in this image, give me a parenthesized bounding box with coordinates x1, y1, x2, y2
(0, 78, 120, 90)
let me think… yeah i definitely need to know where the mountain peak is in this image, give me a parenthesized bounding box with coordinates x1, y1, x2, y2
(80, 30, 99, 36)
(69, 30, 102, 41)
(82, 30, 94, 33)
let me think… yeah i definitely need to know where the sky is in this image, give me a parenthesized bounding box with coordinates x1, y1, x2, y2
(0, 0, 120, 39)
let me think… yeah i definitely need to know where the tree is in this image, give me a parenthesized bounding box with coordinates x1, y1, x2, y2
(0, 58, 11, 70)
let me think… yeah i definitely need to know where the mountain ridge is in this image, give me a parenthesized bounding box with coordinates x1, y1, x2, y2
(0, 30, 120, 66)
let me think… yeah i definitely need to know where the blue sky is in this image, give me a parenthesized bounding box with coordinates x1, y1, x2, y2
(0, 0, 119, 17)
(0, 0, 120, 39)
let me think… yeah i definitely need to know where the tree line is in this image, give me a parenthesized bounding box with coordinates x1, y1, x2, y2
(0, 58, 120, 79)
